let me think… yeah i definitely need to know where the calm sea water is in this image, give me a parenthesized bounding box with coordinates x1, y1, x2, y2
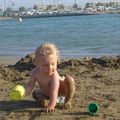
(0, 13, 120, 60)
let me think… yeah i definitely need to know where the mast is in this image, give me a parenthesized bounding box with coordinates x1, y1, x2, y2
(4, 0, 6, 11)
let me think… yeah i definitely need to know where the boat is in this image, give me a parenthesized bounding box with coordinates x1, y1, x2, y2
(18, 17, 23, 22)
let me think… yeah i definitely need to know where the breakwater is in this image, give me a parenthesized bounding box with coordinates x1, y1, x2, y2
(21, 12, 98, 19)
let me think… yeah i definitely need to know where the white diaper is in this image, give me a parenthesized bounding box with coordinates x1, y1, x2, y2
(59, 76, 65, 81)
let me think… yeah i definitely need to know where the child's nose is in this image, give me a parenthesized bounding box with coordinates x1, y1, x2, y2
(48, 64, 52, 70)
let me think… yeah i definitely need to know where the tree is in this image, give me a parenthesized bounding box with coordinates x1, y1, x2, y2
(33, 5, 39, 10)
(47, 5, 52, 10)
(58, 4, 64, 10)
(4, 7, 12, 16)
(19, 6, 26, 12)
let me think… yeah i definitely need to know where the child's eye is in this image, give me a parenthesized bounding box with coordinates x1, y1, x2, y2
(43, 64, 48, 67)
(52, 63, 56, 66)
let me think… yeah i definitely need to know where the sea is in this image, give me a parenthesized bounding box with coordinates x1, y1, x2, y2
(0, 13, 120, 61)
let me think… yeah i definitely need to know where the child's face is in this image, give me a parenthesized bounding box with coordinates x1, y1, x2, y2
(37, 54, 57, 76)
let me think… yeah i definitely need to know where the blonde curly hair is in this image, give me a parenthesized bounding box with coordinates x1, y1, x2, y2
(35, 43, 60, 64)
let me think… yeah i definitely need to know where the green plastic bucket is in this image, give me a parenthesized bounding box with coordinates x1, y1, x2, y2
(87, 102, 99, 115)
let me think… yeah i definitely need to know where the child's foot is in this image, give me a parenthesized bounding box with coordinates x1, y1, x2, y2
(32, 89, 49, 107)
(64, 102, 72, 109)
(37, 99, 49, 107)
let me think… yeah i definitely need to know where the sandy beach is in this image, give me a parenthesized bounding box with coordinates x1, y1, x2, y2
(0, 57, 20, 66)
(0, 54, 120, 120)
(0, 17, 13, 20)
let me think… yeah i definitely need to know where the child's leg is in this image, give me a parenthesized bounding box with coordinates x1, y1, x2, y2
(60, 75, 75, 109)
(32, 89, 49, 106)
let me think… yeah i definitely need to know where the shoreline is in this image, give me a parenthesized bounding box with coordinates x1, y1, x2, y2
(0, 16, 13, 20)
(0, 56, 20, 66)
(0, 54, 119, 66)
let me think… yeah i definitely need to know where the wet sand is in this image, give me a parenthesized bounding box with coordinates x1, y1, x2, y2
(0, 54, 120, 120)
(0, 17, 13, 20)
(0, 57, 20, 66)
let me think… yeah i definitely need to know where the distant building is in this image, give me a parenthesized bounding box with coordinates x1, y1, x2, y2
(84, 2, 97, 12)
(85, 2, 95, 8)
(36, 5, 48, 11)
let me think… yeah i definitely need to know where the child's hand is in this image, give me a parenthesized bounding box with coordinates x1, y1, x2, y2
(42, 106, 54, 113)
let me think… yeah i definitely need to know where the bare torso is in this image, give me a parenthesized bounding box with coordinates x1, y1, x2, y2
(33, 67, 61, 97)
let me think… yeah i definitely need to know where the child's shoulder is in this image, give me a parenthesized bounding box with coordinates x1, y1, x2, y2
(51, 71, 61, 80)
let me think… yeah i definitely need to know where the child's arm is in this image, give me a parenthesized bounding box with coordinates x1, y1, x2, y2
(45, 74, 59, 112)
(24, 70, 36, 96)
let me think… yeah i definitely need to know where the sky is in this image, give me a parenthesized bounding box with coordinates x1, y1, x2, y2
(0, 0, 119, 10)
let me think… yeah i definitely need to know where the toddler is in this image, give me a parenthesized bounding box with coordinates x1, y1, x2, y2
(25, 43, 75, 113)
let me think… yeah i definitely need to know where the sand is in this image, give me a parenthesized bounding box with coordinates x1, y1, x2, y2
(0, 17, 13, 20)
(0, 57, 20, 66)
(0, 54, 120, 120)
